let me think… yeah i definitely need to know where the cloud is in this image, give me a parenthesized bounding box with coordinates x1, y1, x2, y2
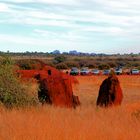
(34, 29, 88, 42)
(0, 0, 140, 53)
(37, 0, 79, 5)
(0, 3, 10, 12)
(0, 34, 37, 45)
(0, 33, 89, 52)
(1, 0, 79, 5)
(1, 1, 140, 28)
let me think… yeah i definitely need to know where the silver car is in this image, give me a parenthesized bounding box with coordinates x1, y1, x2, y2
(103, 69, 111, 75)
(114, 68, 123, 75)
(91, 69, 100, 75)
(80, 67, 90, 75)
(131, 69, 140, 75)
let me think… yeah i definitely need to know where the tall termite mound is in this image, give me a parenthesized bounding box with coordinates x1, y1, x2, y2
(17, 62, 80, 108)
(96, 73, 123, 107)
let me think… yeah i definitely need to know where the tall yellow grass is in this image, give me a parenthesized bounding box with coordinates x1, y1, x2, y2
(0, 75, 140, 140)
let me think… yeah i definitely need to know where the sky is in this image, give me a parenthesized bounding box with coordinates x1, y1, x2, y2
(0, 0, 140, 54)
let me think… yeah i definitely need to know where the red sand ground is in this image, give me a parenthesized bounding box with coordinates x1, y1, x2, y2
(73, 75, 140, 110)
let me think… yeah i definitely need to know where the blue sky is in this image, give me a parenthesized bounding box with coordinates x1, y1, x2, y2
(0, 0, 140, 54)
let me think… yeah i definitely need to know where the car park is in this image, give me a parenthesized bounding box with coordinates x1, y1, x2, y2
(131, 69, 140, 75)
(91, 69, 100, 75)
(80, 67, 90, 75)
(70, 67, 79, 75)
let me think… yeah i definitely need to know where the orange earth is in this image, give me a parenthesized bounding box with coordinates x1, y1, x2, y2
(0, 75, 140, 140)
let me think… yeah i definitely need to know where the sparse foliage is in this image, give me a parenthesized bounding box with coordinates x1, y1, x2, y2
(56, 63, 68, 69)
(0, 56, 38, 108)
(54, 55, 67, 64)
(98, 64, 110, 70)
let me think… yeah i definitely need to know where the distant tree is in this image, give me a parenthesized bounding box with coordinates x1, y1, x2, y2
(98, 64, 110, 70)
(107, 62, 117, 68)
(69, 50, 79, 55)
(53, 55, 67, 64)
(56, 63, 68, 70)
(51, 50, 61, 55)
(79, 60, 89, 67)
(65, 61, 79, 68)
(62, 52, 69, 55)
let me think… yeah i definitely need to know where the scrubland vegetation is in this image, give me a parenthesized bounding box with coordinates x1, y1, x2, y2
(0, 56, 39, 108)
(3, 52, 140, 70)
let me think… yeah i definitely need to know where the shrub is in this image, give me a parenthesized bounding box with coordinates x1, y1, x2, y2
(46, 61, 56, 68)
(65, 61, 79, 68)
(53, 55, 67, 64)
(56, 63, 68, 70)
(0, 56, 38, 108)
(16, 59, 44, 70)
(98, 64, 110, 70)
(137, 66, 140, 70)
(107, 62, 117, 68)
(132, 62, 140, 67)
(16, 59, 33, 70)
(84, 61, 97, 68)
(78, 60, 88, 67)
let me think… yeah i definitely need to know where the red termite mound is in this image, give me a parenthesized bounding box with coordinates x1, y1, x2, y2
(96, 75, 123, 107)
(17, 64, 80, 108)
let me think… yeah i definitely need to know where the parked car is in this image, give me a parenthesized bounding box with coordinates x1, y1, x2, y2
(80, 67, 90, 75)
(103, 69, 111, 75)
(131, 69, 140, 75)
(91, 69, 100, 75)
(114, 68, 123, 75)
(70, 67, 79, 75)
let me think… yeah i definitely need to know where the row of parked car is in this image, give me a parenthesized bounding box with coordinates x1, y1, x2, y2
(69, 67, 140, 76)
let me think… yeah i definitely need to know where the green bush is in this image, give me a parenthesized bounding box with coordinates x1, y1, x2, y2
(0, 56, 38, 108)
(56, 63, 68, 69)
(78, 60, 88, 67)
(107, 62, 117, 68)
(137, 66, 140, 70)
(16, 59, 44, 70)
(16, 59, 33, 70)
(65, 61, 80, 68)
(53, 55, 67, 64)
(98, 64, 110, 70)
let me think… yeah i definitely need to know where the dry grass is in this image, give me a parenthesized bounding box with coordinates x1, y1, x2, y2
(73, 75, 140, 107)
(0, 75, 140, 140)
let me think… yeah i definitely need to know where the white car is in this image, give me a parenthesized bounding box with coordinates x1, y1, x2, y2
(131, 69, 140, 75)
(70, 67, 79, 75)
(91, 69, 100, 75)
(114, 68, 123, 75)
(103, 69, 111, 75)
(80, 67, 90, 75)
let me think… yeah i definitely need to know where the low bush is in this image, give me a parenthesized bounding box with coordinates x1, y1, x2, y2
(16, 59, 44, 70)
(65, 61, 80, 68)
(0, 56, 38, 108)
(53, 55, 67, 64)
(56, 63, 68, 69)
(98, 64, 110, 70)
